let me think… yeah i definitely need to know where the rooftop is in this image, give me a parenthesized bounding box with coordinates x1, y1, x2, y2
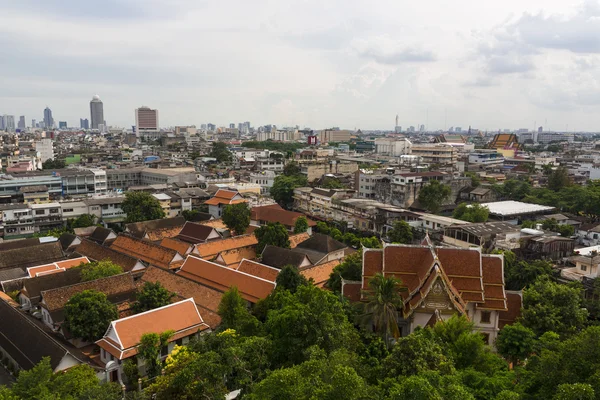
(481, 200, 555, 217)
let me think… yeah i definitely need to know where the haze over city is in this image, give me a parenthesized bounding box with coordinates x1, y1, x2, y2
(2, 0, 600, 131)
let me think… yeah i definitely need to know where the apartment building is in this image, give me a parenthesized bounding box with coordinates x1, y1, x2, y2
(391, 171, 454, 208)
(293, 187, 355, 221)
(411, 144, 457, 166)
(300, 161, 359, 183)
(374, 137, 412, 157)
(84, 197, 126, 223)
(318, 129, 352, 144)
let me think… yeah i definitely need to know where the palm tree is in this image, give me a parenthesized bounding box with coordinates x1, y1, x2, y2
(360, 273, 407, 347)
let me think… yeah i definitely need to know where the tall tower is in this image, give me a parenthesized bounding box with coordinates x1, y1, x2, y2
(135, 106, 159, 134)
(43, 107, 54, 129)
(395, 114, 399, 128)
(90, 95, 104, 130)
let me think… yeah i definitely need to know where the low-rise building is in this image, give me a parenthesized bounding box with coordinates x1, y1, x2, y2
(411, 144, 457, 166)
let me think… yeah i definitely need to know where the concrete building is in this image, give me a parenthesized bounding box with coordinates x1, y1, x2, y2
(80, 118, 89, 129)
(318, 129, 352, 144)
(135, 106, 159, 134)
(468, 151, 504, 169)
(43, 107, 54, 129)
(374, 137, 412, 157)
(250, 171, 276, 194)
(106, 168, 198, 191)
(411, 144, 457, 166)
(36, 138, 54, 162)
(18, 116, 25, 130)
(0, 173, 62, 200)
(300, 161, 359, 183)
(90, 95, 104, 130)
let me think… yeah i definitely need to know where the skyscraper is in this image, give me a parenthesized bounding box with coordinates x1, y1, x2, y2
(59, 121, 67, 129)
(32, 119, 36, 128)
(135, 106, 159, 134)
(80, 118, 89, 129)
(90, 95, 104, 130)
(43, 107, 54, 129)
(18, 116, 26, 129)
(5, 115, 15, 132)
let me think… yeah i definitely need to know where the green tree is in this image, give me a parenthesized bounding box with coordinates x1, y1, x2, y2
(453, 203, 490, 223)
(389, 375, 442, 400)
(276, 264, 308, 293)
(138, 330, 174, 378)
(134, 281, 175, 313)
(42, 158, 66, 170)
(548, 166, 571, 191)
(360, 273, 407, 346)
(521, 276, 588, 337)
(326, 250, 362, 292)
(270, 175, 307, 209)
(209, 141, 233, 163)
(553, 384, 595, 400)
(222, 202, 251, 235)
(122, 191, 166, 223)
(64, 290, 118, 341)
(418, 180, 452, 213)
(320, 177, 345, 189)
(466, 172, 481, 188)
(69, 214, 97, 229)
(218, 287, 261, 335)
(34, 227, 70, 239)
(493, 179, 532, 201)
(388, 220, 414, 244)
(504, 259, 553, 291)
(283, 161, 301, 177)
(496, 323, 537, 366)
(182, 209, 200, 221)
(384, 331, 451, 377)
(78, 259, 123, 282)
(361, 236, 382, 248)
(293, 216, 309, 234)
(255, 222, 290, 253)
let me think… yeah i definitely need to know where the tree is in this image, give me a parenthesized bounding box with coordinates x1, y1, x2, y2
(496, 323, 537, 366)
(504, 259, 553, 291)
(64, 290, 118, 341)
(293, 216, 309, 234)
(326, 251, 362, 292)
(389, 375, 442, 400)
(548, 166, 571, 191)
(276, 265, 308, 293)
(217, 286, 261, 335)
(222, 203, 251, 235)
(418, 180, 452, 213)
(209, 141, 233, 163)
(69, 214, 96, 229)
(553, 384, 595, 400)
(255, 222, 290, 253)
(270, 175, 307, 209)
(42, 158, 66, 170)
(122, 191, 166, 223)
(493, 179, 532, 201)
(34, 227, 70, 238)
(78, 259, 123, 282)
(134, 281, 175, 313)
(182, 209, 200, 221)
(360, 273, 407, 346)
(453, 203, 489, 223)
(383, 330, 451, 377)
(388, 220, 413, 244)
(138, 331, 174, 378)
(320, 177, 345, 189)
(283, 161, 301, 177)
(521, 276, 588, 337)
(466, 172, 481, 188)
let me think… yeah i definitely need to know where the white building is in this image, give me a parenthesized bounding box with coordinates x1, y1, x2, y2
(249, 171, 276, 194)
(36, 138, 54, 162)
(374, 137, 412, 157)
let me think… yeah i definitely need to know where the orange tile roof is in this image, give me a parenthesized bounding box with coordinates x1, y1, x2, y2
(300, 259, 339, 287)
(236, 259, 279, 282)
(146, 226, 185, 242)
(193, 234, 258, 259)
(341, 280, 362, 302)
(251, 205, 316, 228)
(198, 219, 227, 229)
(160, 237, 193, 256)
(214, 189, 238, 200)
(177, 255, 276, 303)
(204, 197, 247, 206)
(141, 266, 222, 328)
(478, 255, 507, 311)
(289, 232, 311, 248)
(96, 298, 209, 359)
(499, 291, 523, 329)
(27, 257, 90, 278)
(216, 247, 257, 267)
(110, 235, 182, 269)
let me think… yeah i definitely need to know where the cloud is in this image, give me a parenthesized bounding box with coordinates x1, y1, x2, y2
(351, 35, 436, 64)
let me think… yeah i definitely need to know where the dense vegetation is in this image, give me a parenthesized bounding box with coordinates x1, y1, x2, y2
(122, 191, 166, 223)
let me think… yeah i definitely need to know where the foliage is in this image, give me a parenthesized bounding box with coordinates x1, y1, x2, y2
(540, 218, 575, 236)
(254, 222, 290, 253)
(453, 203, 490, 223)
(68, 214, 97, 229)
(326, 250, 362, 292)
(182, 209, 200, 221)
(388, 220, 413, 244)
(138, 331, 174, 378)
(553, 384, 595, 400)
(521, 275, 588, 337)
(122, 358, 140, 386)
(42, 158, 66, 170)
(283, 161, 301, 176)
(34, 227, 70, 238)
(270, 175, 307, 209)
(122, 191, 166, 223)
(134, 281, 176, 313)
(222, 202, 251, 235)
(77, 259, 123, 282)
(360, 273, 407, 346)
(492, 179, 532, 201)
(320, 177, 345, 189)
(504, 258, 553, 291)
(384, 330, 451, 377)
(548, 166, 571, 191)
(276, 265, 308, 293)
(293, 216, 309, 234)
(521, 181, 600, 217)
(496, 323, 537, 366)
(64, 289, 118, 341)
(466, 172, 481, 188)
(209, 141, 233, 163)
(417, 180, 452, 213)
(217, 287, 261, 336)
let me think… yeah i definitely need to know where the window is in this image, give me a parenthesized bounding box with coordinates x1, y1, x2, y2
(63, 208, 73, 213)
(35, 210, 45, 215)
(480, 311, 491, 324)
(481, 333, 490, 345)
(581, 264, 587, 272)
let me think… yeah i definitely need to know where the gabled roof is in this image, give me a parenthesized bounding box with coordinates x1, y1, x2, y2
(499, 291, 523, 329)
(88, 227, 117, 245)
(289, 232, 311, 248)
(478, 255, 507, 311)
(160, 237, 194, 256)
(215, 247, 257, 267)
(251, 205, 317, 228)
(236, 259, 279, 283)
(194, 234, 258, 259)
(295, 233, 346, 254)
(204, 189, 246, 206)
(145, 226, 184, 242)
(26, 257, 89, 278)
(176, 222, 221, 244)
(0, 238, 54, 251)
(177, 255, 276, 303)
(22, 268, 83, 305)
(41, 273, 136, 314)
(74, 239, 145, 272)
(261, 245, 311, 269)
(59, 233, 80, 252)
(300, 259, 340, 288)
(125, 216, 186, 239)
(0, 242, 64, 270)
(110, 235, 182, 269)
(0, 300, 82, 370)
(140, 266, 222, 327)
(96, 298, 209, 360)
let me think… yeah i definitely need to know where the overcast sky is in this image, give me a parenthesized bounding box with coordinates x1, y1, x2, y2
(1, 0, 600, 131)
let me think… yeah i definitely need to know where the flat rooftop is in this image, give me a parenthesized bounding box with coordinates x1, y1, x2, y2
(481, 200, 555, 217)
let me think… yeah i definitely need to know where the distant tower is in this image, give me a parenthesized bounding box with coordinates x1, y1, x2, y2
(135, 106, 159, 135)
(43, 107, 54, 129)
(90, 95, 104, 130)
(395, 114, 399, 128)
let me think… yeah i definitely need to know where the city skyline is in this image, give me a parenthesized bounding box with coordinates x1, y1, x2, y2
(1, 1, 600, 131)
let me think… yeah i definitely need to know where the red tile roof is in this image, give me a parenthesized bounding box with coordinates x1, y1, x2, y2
(177, 255, 276, 303)
(300, 260, 340, 287)
(251, 205, 316, 228)
(27, 257, 89, 278)
(289, 232, 311, 248)
(499, 291, 522, 329)
(194, 234, 258, 259)
(236, 259, 279, 282)
(160, 237, 193, 256)
(110, 235, 182, 269)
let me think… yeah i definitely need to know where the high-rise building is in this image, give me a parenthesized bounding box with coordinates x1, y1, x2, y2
(43, 107, 54, 129)
(135, 106, 159, 134)
(59, 121, 67, 129)
(32, 119, 37, 128)
(3, 115, 15, 132)
(80, 118, 89, 129)
(0, 116, 5, 131)
(229, 123, 235, 129)
(207, 123, 216, 131)
(90, 95, 104, 130)
(18, 116, 26, 129)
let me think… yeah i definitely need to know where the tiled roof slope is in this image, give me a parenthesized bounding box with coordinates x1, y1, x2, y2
(0, 242, 64, 270)
(74, 239, 143, 272)
(194, 234, 257, 259)
(110, 235, 181, 269)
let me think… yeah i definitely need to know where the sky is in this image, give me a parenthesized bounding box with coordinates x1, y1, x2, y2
(1, 0, 600, 131)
